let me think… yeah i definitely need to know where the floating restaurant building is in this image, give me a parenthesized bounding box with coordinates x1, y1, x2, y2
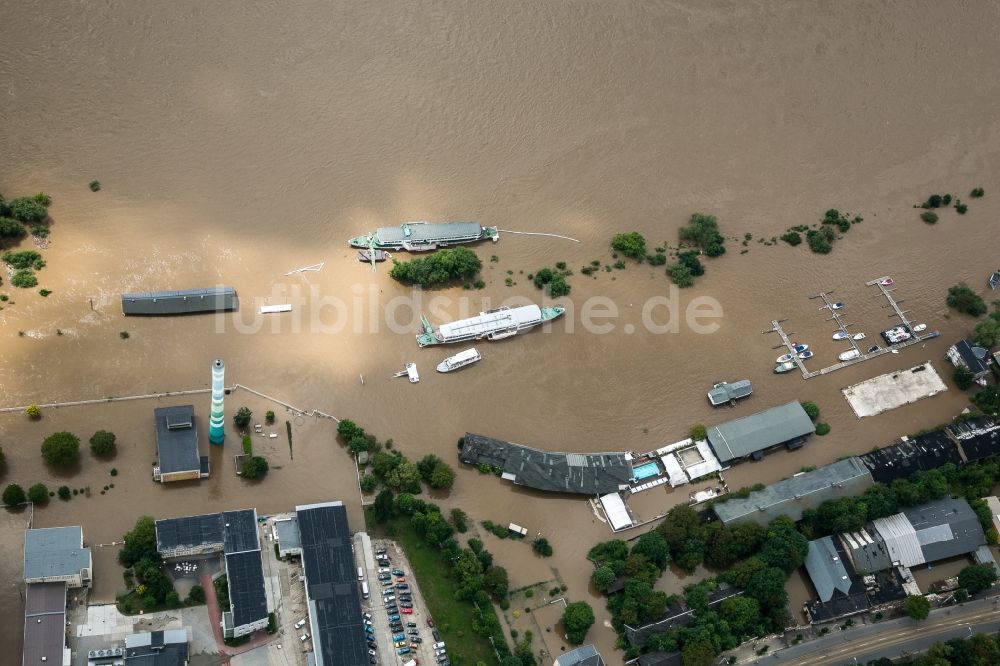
(349, 220, 498, 252)
(121, 286, 238, 315)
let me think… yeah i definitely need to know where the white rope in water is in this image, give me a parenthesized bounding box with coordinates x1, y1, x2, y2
(497, 230, 581, 243)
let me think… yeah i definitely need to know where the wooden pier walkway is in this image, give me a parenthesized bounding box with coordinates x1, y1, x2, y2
(764, 276, 938, 380)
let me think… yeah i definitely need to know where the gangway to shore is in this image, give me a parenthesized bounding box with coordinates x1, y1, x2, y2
(764, 276, 939, 380)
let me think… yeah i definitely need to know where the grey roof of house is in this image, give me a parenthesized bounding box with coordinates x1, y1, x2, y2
(156, 513, 225, 552)
(713, 457, 874, 526)
(226, 549, 268, 629)
(950, 418, 1000, 462)
(122, 286, 238, 315)
(459, 433, 633, 495)
(275, 517, 301, 551)
(953, 339, 990, 374)
(840, 529, 893, 574)
(804, 537, 856, 602)
(23, 526, 90, 581)
(857, 430, 962, 484)
(708, 380, 753, 405)
(154, 405, 201, 475)
(902, 497, 986, 563)
(124, 630, 189, 666)
(636, 653, 683, 666)
(22, 582, 66, 666)
(706, 401, 815, 463)
(376, 221, 482, 244)
(555, 644, 606, 666)
(295, 501, 367, 666)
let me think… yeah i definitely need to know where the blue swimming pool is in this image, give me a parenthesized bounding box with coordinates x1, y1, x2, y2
(633, 462, 660, 480)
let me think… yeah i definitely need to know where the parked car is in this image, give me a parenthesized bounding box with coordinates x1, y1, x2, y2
(300, 633, 310, 642)
(392, 569, 404, 576)
(432, 630, 441, 641)
(401, 608, 413, 614)
(363, 612, 372, 619)
(408, 629, 420, 635)
(428, 618, 435, 628)
(378, 567, 391, 574)
(407, 622, 417, 628)
(396, 584, 409, 590)
(396, 648, 411, 656)
(389, 614, 401, 622)
(410, 637, 423, 644)
(392, 634, 406, 641)
(294, 618, 307, 629)
(395, 641, 407, 648)
(368, 649, 377, 656)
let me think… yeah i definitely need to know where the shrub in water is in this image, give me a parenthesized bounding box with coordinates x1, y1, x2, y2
(920, 211, 939, 224)
(970, 187, 984, 198)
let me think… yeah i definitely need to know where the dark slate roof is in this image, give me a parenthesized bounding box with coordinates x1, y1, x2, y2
(903, 497, 986, 563)
(952, 339, 990, 375)
(713, 457, 873, 526)
(156, 513, 224, 552)
(950, 419, 1000, 462)
(226, 550, 268, 629)
(804, 537, 856, 602)
(840, 529, 893, 574)
(857, 431, 962, 484)
(805, 589, 870, 623)
(295, 501, 367, 666)
(22, 582, 66, 666)
(636, 653, 683, 666)
(706, 401, 815, 463)
(154, 406, 201, 475)
(459, 433, 633, 495)
(122, 286, 238, 315)
(222, 510, 259, 553)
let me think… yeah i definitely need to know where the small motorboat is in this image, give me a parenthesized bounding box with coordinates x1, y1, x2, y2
(839, 349, 861, 362)
(990, 269, 1000, 291)
(394, 363, 420, 383)
(792, 343, 809, 353)
(913, 324, 927, 333)
(774, 361, 797, 374)
(437, 347, 482, 373)
(867, 345, 880, 353)
(826, 302, 844, 310)
(833, 330, 849, 340)
(776, 352, 795, 364)
(798, 350, 814, 360)
(881, 277, 894, 286)
(852, 332, 866, 341)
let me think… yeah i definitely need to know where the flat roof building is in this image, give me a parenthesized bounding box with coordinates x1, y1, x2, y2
(857, 430, 962, 484)
(706, 401, 815, 465)
(460, 433, 633, 495)
(153, 406, 209, 483)
(274, 516, 302, 558)
(296, 501, 368, 666)
(124, 629, 189, 666)
(121, 286, 238, 316)
(713, 457, 874, 527)
(22, 581, 69, 666)
(554, 645, 607, 666)
(950, 417, 1000, 462)
(24, 526, 92, 588)
(154, 510, 268, 638)
(947, 339, 991, 378)
(872, 497, 986, 567)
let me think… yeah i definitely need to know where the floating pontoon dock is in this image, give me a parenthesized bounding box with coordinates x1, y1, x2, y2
(121, 287, 238, 315)
(764, 276, 939, 379)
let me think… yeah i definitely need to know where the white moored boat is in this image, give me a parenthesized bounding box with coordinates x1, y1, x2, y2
(437, 348, 482, 373)
(839, 349, 861, 362)
(417, 304, 565, 347)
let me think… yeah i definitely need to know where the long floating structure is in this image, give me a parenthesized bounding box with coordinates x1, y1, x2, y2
(417, 304, 564, 346)
(349, 220, 498, 252)
(121, 286, 238, 315)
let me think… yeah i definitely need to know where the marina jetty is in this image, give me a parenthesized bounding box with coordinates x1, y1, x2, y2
(459, 433, 633, 495)
(417, 304, 564, 346)
(349, 220, 498, 252)
(121, 286, 238, 315)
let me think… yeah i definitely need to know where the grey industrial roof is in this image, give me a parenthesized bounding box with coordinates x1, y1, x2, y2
(459, 433, 633, 495)
(708, 380, 753, 405)
(156, 513, 225, 552)
(555, 644, 606, 666)
(713, 457, 873, 526)
(707, 401, 815, 463)
(636, 653, 683, 666)
(154, 405, 201, 475)
(295, 501, 367, 666)
(226, 549, 268, 629)
(222, 510, 259, 553)
(275, 517, 301, 551)
(950, 418, 1000, 462)
(376, 221, 481, 243)
(840, 529, 893, 574)
(122, 286, 238, 315)
(901, 497, 985, 564)
(23, 526, 90, 581)
(22, 582, 66, 666)
(858, 431, 962, 484)
(124, 630, 189, 666)
(804, 537, 856, 602)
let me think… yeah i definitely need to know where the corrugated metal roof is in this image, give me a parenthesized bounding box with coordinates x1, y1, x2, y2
(24, 526, 90, 581)
(708, 380, 753, 405)
(122, 286, 238, 315)
(713, 457, 873, 526)
(707, 401, 815, 463)
(902, 497, 985, 563)
(804, 537, 855, 602)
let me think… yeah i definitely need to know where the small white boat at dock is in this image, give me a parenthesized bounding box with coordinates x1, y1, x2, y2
(437, 347, 482, 373)
(776, 352, 795, 364)
(833, 330, 849, 340)
(913, 324, 927, 333)
(799, 350, 814, 359)
(839, 349, 861, 361)
(774, 361, 796, 374)
(852, 332, 866, 341)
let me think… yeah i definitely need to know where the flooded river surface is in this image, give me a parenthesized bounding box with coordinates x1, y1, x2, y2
(3, 0, 1000, 661)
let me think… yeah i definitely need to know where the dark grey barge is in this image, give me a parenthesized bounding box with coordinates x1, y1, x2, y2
(122, 286, 238, 315)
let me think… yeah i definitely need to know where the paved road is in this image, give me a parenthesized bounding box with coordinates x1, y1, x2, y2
(770, 598, 1000, 665)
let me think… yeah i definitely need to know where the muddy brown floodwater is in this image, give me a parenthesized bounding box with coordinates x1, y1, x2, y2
(3, 0, 1000, 661)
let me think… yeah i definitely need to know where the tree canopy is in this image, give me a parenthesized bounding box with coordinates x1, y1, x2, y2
(905, 594, 930, 620)
(41, 431, 81, 467)
(89, 430, 117, 456)
(562, 601, 595, 644)
(958, 564, 997, 594)
(28, 483, 49, 504)
(389, 247, 482, 287)
(679, 213, 725, 256)
(947, 283, 987, 316)
(241, 456, 269, 479)
(3, 483, 27, 506)
(611, 232, 647, 260)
